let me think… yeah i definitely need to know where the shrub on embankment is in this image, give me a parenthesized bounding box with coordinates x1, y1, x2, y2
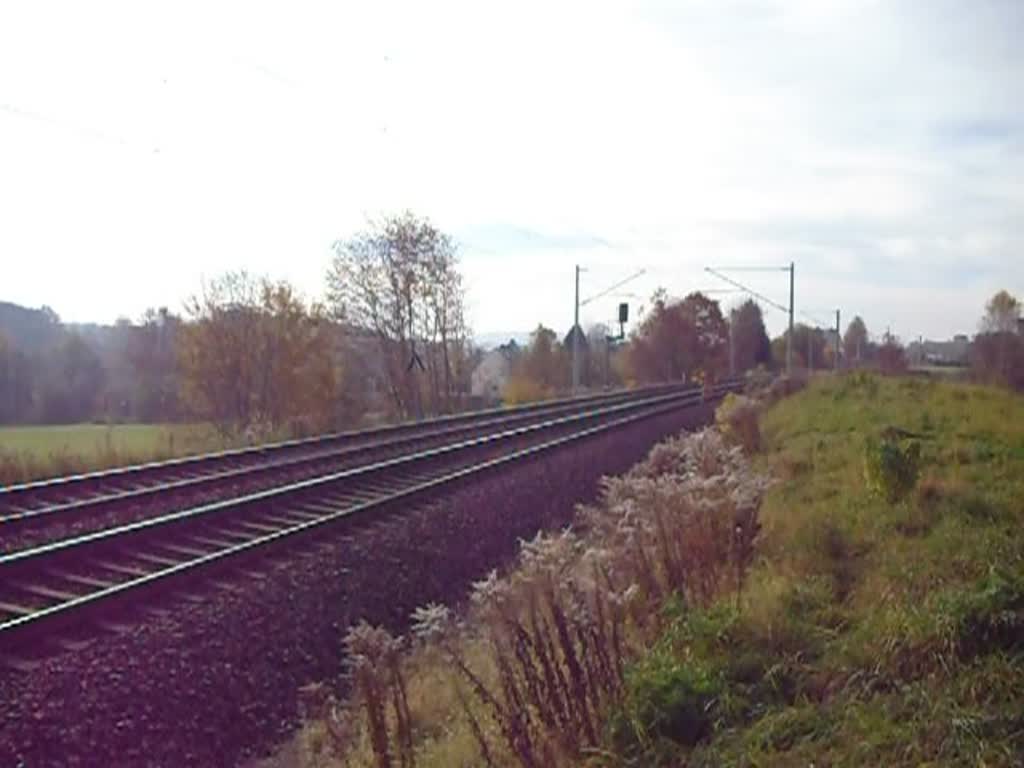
(293, 425, 769, 767)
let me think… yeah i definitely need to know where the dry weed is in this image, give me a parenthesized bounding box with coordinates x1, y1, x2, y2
(324, 428, 769, 767)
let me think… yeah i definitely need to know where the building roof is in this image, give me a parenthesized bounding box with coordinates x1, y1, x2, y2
(563, 324, 589, 349)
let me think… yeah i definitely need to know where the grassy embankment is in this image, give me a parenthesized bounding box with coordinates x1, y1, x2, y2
(620, 373, 1024, 765)
(293, 373, 1024, 767)
(0, 423, 224, 486)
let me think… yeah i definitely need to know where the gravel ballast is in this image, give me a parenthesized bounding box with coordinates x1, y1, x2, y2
(0, 402, 717, 767)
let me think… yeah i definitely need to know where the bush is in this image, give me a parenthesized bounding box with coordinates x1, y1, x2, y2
(743, 365, 774, 398)
(971, 332, 1024, 391)
(501, 374, 552, 405)
(715, 394, 761, 454)
(952, 566, 1024, 658)
(322, 429, 770, 767)
(877, 339, 908, 375)
(863, 431, 922, 503)
(765, 373, 807, 405)
(613, 653, 721, 755)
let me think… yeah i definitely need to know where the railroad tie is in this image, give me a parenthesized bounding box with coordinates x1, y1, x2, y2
(18, 583, 80, 603)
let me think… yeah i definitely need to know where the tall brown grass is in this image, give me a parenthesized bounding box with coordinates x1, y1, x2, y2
(714, 393, 762, 454)
(316, 429, 768, 767)
(0, 445, 140, 487)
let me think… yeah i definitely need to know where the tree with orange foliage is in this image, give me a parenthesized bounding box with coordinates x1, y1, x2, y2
(177, 271, 343, 436)
(628, 290, 728, 384)
(502, 324, 569, 403)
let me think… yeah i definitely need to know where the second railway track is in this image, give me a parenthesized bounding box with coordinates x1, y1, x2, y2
(0, 381, 736, 654)
(0, 383, 689, 554)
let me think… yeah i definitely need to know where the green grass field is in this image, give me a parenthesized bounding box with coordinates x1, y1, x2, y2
(0, 423, 226, 485)
(0, 423, 219, 459)
(618, 373, 1024, 766)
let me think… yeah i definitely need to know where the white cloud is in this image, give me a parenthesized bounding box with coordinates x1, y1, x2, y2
(1, 0, 1021, 343)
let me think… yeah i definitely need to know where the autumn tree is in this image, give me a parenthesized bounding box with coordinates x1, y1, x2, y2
(502, 324, 570, 403)
(770, 324, 830, 371)
(971, 333, 1024, 390)
(124, 308, 182, 421)
(630, 290, 687, 382)
(327, 212, 470, 418)
(973, 290, 1024, 389)
(729, 300, 771, 373)
(877, 330, 908, 375)
(0, 332, 34, 424)
(629, 290, 727, 383)
(178, 272, 343, 436)
(39, 333, 106, 423)
(981, 289, 1021, 334)
(843, 316, 869, 365)
(0, 332, 10, 422)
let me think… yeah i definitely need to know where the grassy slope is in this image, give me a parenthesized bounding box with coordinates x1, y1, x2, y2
(620, 374, 1024, 766)
(0, 423, 224, 484)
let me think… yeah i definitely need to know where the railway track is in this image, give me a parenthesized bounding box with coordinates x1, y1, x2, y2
(0, 381, 736, 653)
(0, 384, 686, 553)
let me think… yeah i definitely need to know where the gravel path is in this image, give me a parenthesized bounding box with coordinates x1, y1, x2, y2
(0, 404, 715, 768)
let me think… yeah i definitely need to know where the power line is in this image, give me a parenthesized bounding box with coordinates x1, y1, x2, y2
(800, 311, 828, 327)
(704, 263, 795, 375)
(574, 266, 647, 393)
(659, 288, 741, 299)
(581, 269, 646, 307)
(703, 267, 789, 315)
(705, 266, 792, 273)
(800, 308, 842, 331)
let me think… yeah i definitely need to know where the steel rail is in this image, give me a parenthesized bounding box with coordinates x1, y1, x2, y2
(0, 386, 708, 568)
(0, 381, 737, 643)
(0, 384, 692, 528)
(0, 383, 686, 500)
(0, 380, 737, 643)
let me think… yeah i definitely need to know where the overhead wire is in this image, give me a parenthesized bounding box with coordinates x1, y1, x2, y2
(703, 267, 790, 315)
(581, 269, 647, 306)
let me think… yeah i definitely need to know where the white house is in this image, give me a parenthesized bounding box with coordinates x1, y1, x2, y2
(471, 341, 519, 400)
(907, 335, 970, 366)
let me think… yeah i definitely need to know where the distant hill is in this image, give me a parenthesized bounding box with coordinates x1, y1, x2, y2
(0, 301, 65, 352)
(0, 300, 155, 424)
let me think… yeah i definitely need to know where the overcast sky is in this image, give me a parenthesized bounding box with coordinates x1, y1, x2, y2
(1, 0, 1021, 342)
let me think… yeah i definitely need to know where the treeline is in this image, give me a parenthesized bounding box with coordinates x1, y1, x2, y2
(4, 215, 1020, 436)
(0, 213, 477, 436)
(497, 287, 1024, 404)
(0, 303, 178, 425)
(831, 290, 1024, 388)
(499, 291, 772, 404)
(501, 324, 625, 403)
